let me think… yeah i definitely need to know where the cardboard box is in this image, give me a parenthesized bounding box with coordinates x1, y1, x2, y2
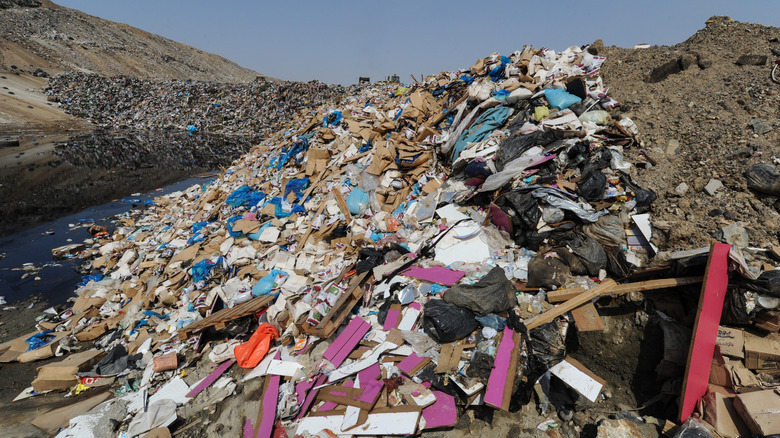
(743, 332, 780, 370)
(734, 389, 780, 436)
(32, 348, 106, 392)
(702, 392, 751, 438)
(716, 326, 744, 358)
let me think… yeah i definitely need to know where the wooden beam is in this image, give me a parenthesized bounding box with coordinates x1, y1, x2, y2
(546, 276, 703, 303)
(526, 279, 617, 330)
(333, 188, 353, 222)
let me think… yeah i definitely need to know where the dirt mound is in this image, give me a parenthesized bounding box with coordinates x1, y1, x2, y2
(0, 3, 257, 83)
(598, 17, 780, 253)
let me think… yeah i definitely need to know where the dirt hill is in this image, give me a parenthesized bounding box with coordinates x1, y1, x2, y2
(0, 1, 258, 83)
(596, 17, 780, 255)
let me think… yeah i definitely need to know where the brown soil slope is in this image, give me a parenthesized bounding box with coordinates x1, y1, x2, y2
(600, 17, 780, 254)
(0, 1, 258, 83)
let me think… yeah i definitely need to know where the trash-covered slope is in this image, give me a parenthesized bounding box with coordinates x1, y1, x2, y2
(5, 21, 780, 438)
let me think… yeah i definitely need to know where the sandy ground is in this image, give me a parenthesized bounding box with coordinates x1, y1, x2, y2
(0, 65, 90, 133)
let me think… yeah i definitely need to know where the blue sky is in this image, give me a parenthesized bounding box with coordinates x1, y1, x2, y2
(57, 0, 780, 85)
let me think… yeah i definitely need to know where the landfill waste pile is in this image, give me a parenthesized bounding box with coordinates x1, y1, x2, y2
(46, 74, 349, 138)
(55, 130, 262, 171)
(4, 39, 780, 438)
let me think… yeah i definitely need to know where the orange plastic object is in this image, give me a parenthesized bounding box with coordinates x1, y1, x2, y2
(233, 323, 279, 369)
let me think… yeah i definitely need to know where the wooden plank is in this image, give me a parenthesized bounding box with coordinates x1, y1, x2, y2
(186, 359, 235, 397)
(571, 302, 605, 332)
(526, 279, 617, 330)
(484, 327, 520, 410)
(323, 316, 370, 368)
(383, 304, 402, 331)
(679, 242, 731, 422)
(333, 188, 353, 222)
(398, 352, 431, 376)
(177, 295, 274, 339)
(547, 276, 703, 303)
(255, 352, 282, 438)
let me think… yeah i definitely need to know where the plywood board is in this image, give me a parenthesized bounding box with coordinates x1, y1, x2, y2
(678, 242, 731, 422)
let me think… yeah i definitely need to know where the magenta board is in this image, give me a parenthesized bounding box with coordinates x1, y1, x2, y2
(678, 242, 731, 421)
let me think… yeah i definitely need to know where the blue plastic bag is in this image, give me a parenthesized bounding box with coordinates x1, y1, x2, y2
(25, 330, 55, 352)
(346, 188, 370, 215)
(226, 186, 265, 208)
(544, 88, 582, 110)
(323, 110, 343, 128)
(252, 269, 289, 297)
(76, 273, 103, 287)
(264, 197, 306, 218)
(284, 178, 310, 201)
(191, 257, 222, 283)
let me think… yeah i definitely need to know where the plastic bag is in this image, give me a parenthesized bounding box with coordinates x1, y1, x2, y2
(284, 178, 310, 201)
(527, 251, 571, 289)
(225, 185, 265, 207)
(442, 267, 517, 316)
(544, 88, 582, 110)
(577, 170, 606, 202)
(745, 270, 780, 297)
(583, 215, 625, 248)
(234, 323, 279, 369)
(566, 234, 607, 277)
(346, 187, 370, 215)
(745, 163, 780, 195)
(252, 269, 289, 297)
(672, 418, 716, 438)
(422, 299, 479, 343)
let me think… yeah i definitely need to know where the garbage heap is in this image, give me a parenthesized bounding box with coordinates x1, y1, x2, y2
(6, 45, 779, 438)
(45, 73, 349, 137)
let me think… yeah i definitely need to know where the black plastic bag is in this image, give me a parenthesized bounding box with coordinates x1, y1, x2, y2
(745, 163, 780, 196)
(744, 269, 780, 297)
(442, 267, 516, 316)
(566, 234, 607, 277)
(577, 170, 606, 202)
(527, 251, 571, 289)
(606, 247, 635, 279)
(722, 288, 754, 325)
(466, 351, 495, 381)
(510, 321, 565, 409)
(422, 299, 479, 343)
(496, 130, 561, 171)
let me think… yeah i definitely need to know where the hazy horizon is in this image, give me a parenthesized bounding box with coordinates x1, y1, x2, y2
(56, 0, 780, 85)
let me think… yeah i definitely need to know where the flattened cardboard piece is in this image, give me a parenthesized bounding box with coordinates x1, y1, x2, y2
(549, 356, 606, 403)
(703, 392, 751, 438)
(0, 330, 40, 363)
(434, 344, 462, 374)
(18, 330, 70, 363)
(31, 390, 112, 435)
(570, 302, 605, 332)
(709, 348, 734, 389)
(729, 360, 760, 391)
(679, 242, 731, 422)
(743, 331, 780, 370)
(734, 389, 780, 436)
(32, 348, 107, 392)
(484, 328, 521, 410)
(717, 326, 745, 359)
